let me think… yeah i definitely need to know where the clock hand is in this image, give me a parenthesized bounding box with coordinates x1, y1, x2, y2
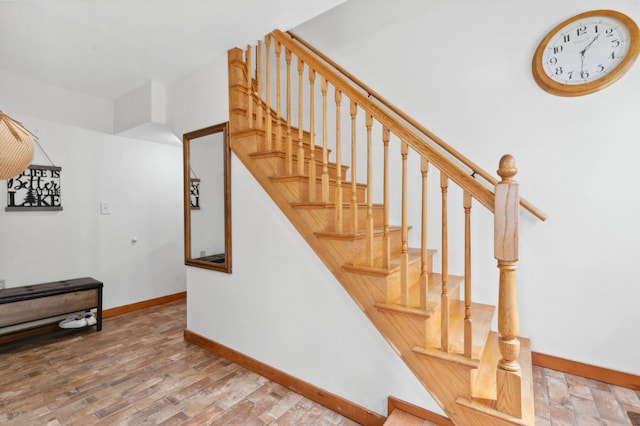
(580, 34, 601, 56)
(579, 34, 600, 76)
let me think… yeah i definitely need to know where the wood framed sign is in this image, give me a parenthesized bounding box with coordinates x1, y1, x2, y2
(190, 178, 200, 210)
(6, 164, 62, 211)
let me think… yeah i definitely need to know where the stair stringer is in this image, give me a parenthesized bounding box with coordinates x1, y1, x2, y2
(231, 129, 532, 425)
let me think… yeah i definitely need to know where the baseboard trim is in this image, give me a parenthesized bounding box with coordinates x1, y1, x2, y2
(103, 292, 186, 318)
(532, 352, 640, 391)
(183, 329, 387, 426)
(388, 396, 454, 425)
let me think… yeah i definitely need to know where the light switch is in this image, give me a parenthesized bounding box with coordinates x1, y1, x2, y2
(100, 202, 112, 215)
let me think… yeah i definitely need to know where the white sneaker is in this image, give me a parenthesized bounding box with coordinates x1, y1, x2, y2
(84, 312, 97, 326)
(58, 314, 87, 329)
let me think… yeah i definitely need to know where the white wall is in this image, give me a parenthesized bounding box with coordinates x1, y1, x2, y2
(0, 76, 185, 309)
(188, 157, 437, 415)
(169, 48, 441, 415)
(294, 0, 640, 376)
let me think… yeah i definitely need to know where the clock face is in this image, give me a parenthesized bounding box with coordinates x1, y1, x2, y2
(532, 10, 640, 96)
(541, 16, 630, 85)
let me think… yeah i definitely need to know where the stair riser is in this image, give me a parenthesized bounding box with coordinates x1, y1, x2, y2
(253, 114, 334, 159)
(255, 125, 310, 153)
(297, 204, 384, 233)
(254, 152, 350, 183)
(320, 230, 403, 266)
(275, 177, 364, 206)
(258, 133, 329, 162)
(298, 180, 366, 203)
(424, 298, 495, 360)
(297, 156, 349, 182)
(346, 257, 425, 306)
(384, 259, 428, 306)
(253, 154, 287, 177)
(351, 232, 403, 265)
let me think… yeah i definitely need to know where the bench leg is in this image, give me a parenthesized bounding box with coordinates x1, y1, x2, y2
(97, 287, 103, 331)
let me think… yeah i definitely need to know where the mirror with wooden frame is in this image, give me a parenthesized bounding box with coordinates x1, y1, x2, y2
(183, 122, 231, 273)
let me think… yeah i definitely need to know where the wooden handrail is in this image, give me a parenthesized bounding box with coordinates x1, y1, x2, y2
(286, 30, 547, 222)
(272, 30, 496, 214)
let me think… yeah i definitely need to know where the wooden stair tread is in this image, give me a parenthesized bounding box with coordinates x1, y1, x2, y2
(384, 409, 429, 426)
(315, 225, 410, 240)
(249, 146, 334, 161)
(375, 302, 434, 319)
(271, 175, 365, 189)
(457, 334, 534, 425)
(249, 149, 286, 160)
(412, 345, 480, 369)
(471, 331, 500, 399)
(291, 201, 381, 209)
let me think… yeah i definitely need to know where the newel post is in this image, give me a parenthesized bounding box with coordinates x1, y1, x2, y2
(228, 47, 250, 134)
(494, 154, 523, 418)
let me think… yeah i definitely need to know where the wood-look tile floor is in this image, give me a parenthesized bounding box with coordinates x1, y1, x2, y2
(1, 298, 639, 425)
(0, 299, 359, 425)
(533, 365, 640, 426)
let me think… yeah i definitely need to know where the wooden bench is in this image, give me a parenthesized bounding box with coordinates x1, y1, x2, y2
(0, 277, 103, 343)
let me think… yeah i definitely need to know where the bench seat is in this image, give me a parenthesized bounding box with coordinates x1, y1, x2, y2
(0, 277, 103, 339)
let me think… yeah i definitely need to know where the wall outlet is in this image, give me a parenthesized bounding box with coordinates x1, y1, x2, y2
(200, 251, 206, 257)
(0, 279, 5, 290)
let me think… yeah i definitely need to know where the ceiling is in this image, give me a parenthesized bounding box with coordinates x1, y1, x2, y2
(0, 0, 346, 101)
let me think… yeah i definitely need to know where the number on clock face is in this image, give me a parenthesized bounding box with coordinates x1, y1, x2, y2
(542, 17, 631, 85)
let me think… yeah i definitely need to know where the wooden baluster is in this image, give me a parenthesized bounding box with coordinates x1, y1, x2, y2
(274, 41, 282, 151)
(382, 126, 390, 269)
(256, 40, 263, 131)
(350, 100, 358, 233)
(308, 69, 316, 202)
(264, 36, 272, 150)
(245, 44, 253, 128)
(297, 58, 305, 176)
(365, 113, 374, 267)
(334, 88, 343, 234)
(321, 77, 329, 202)
(420, 157, 429, 310)
(494, 154, 522, 418)
(400, 141, 409, 306)
(285, 49, 292, 175)
(464, 190, 473, 358)
(441, 172, 449, 352)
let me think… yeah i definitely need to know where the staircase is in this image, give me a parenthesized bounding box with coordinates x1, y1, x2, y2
(227, 29, 546, 425)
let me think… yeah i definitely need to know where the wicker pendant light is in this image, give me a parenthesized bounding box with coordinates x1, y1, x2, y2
(0, 111, 33, 179)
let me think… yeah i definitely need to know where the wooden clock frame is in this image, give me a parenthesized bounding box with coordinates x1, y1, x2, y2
(532, 10, 640, 96)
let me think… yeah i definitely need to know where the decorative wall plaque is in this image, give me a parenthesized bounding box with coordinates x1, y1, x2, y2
(190, 178, 200, 209)
(6, 164, 62, 211)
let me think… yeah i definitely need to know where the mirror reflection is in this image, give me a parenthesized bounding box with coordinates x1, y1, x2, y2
(183, 122, 231, 273)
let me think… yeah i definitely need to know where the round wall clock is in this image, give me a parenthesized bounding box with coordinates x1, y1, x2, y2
(532, 10, 640, 96)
